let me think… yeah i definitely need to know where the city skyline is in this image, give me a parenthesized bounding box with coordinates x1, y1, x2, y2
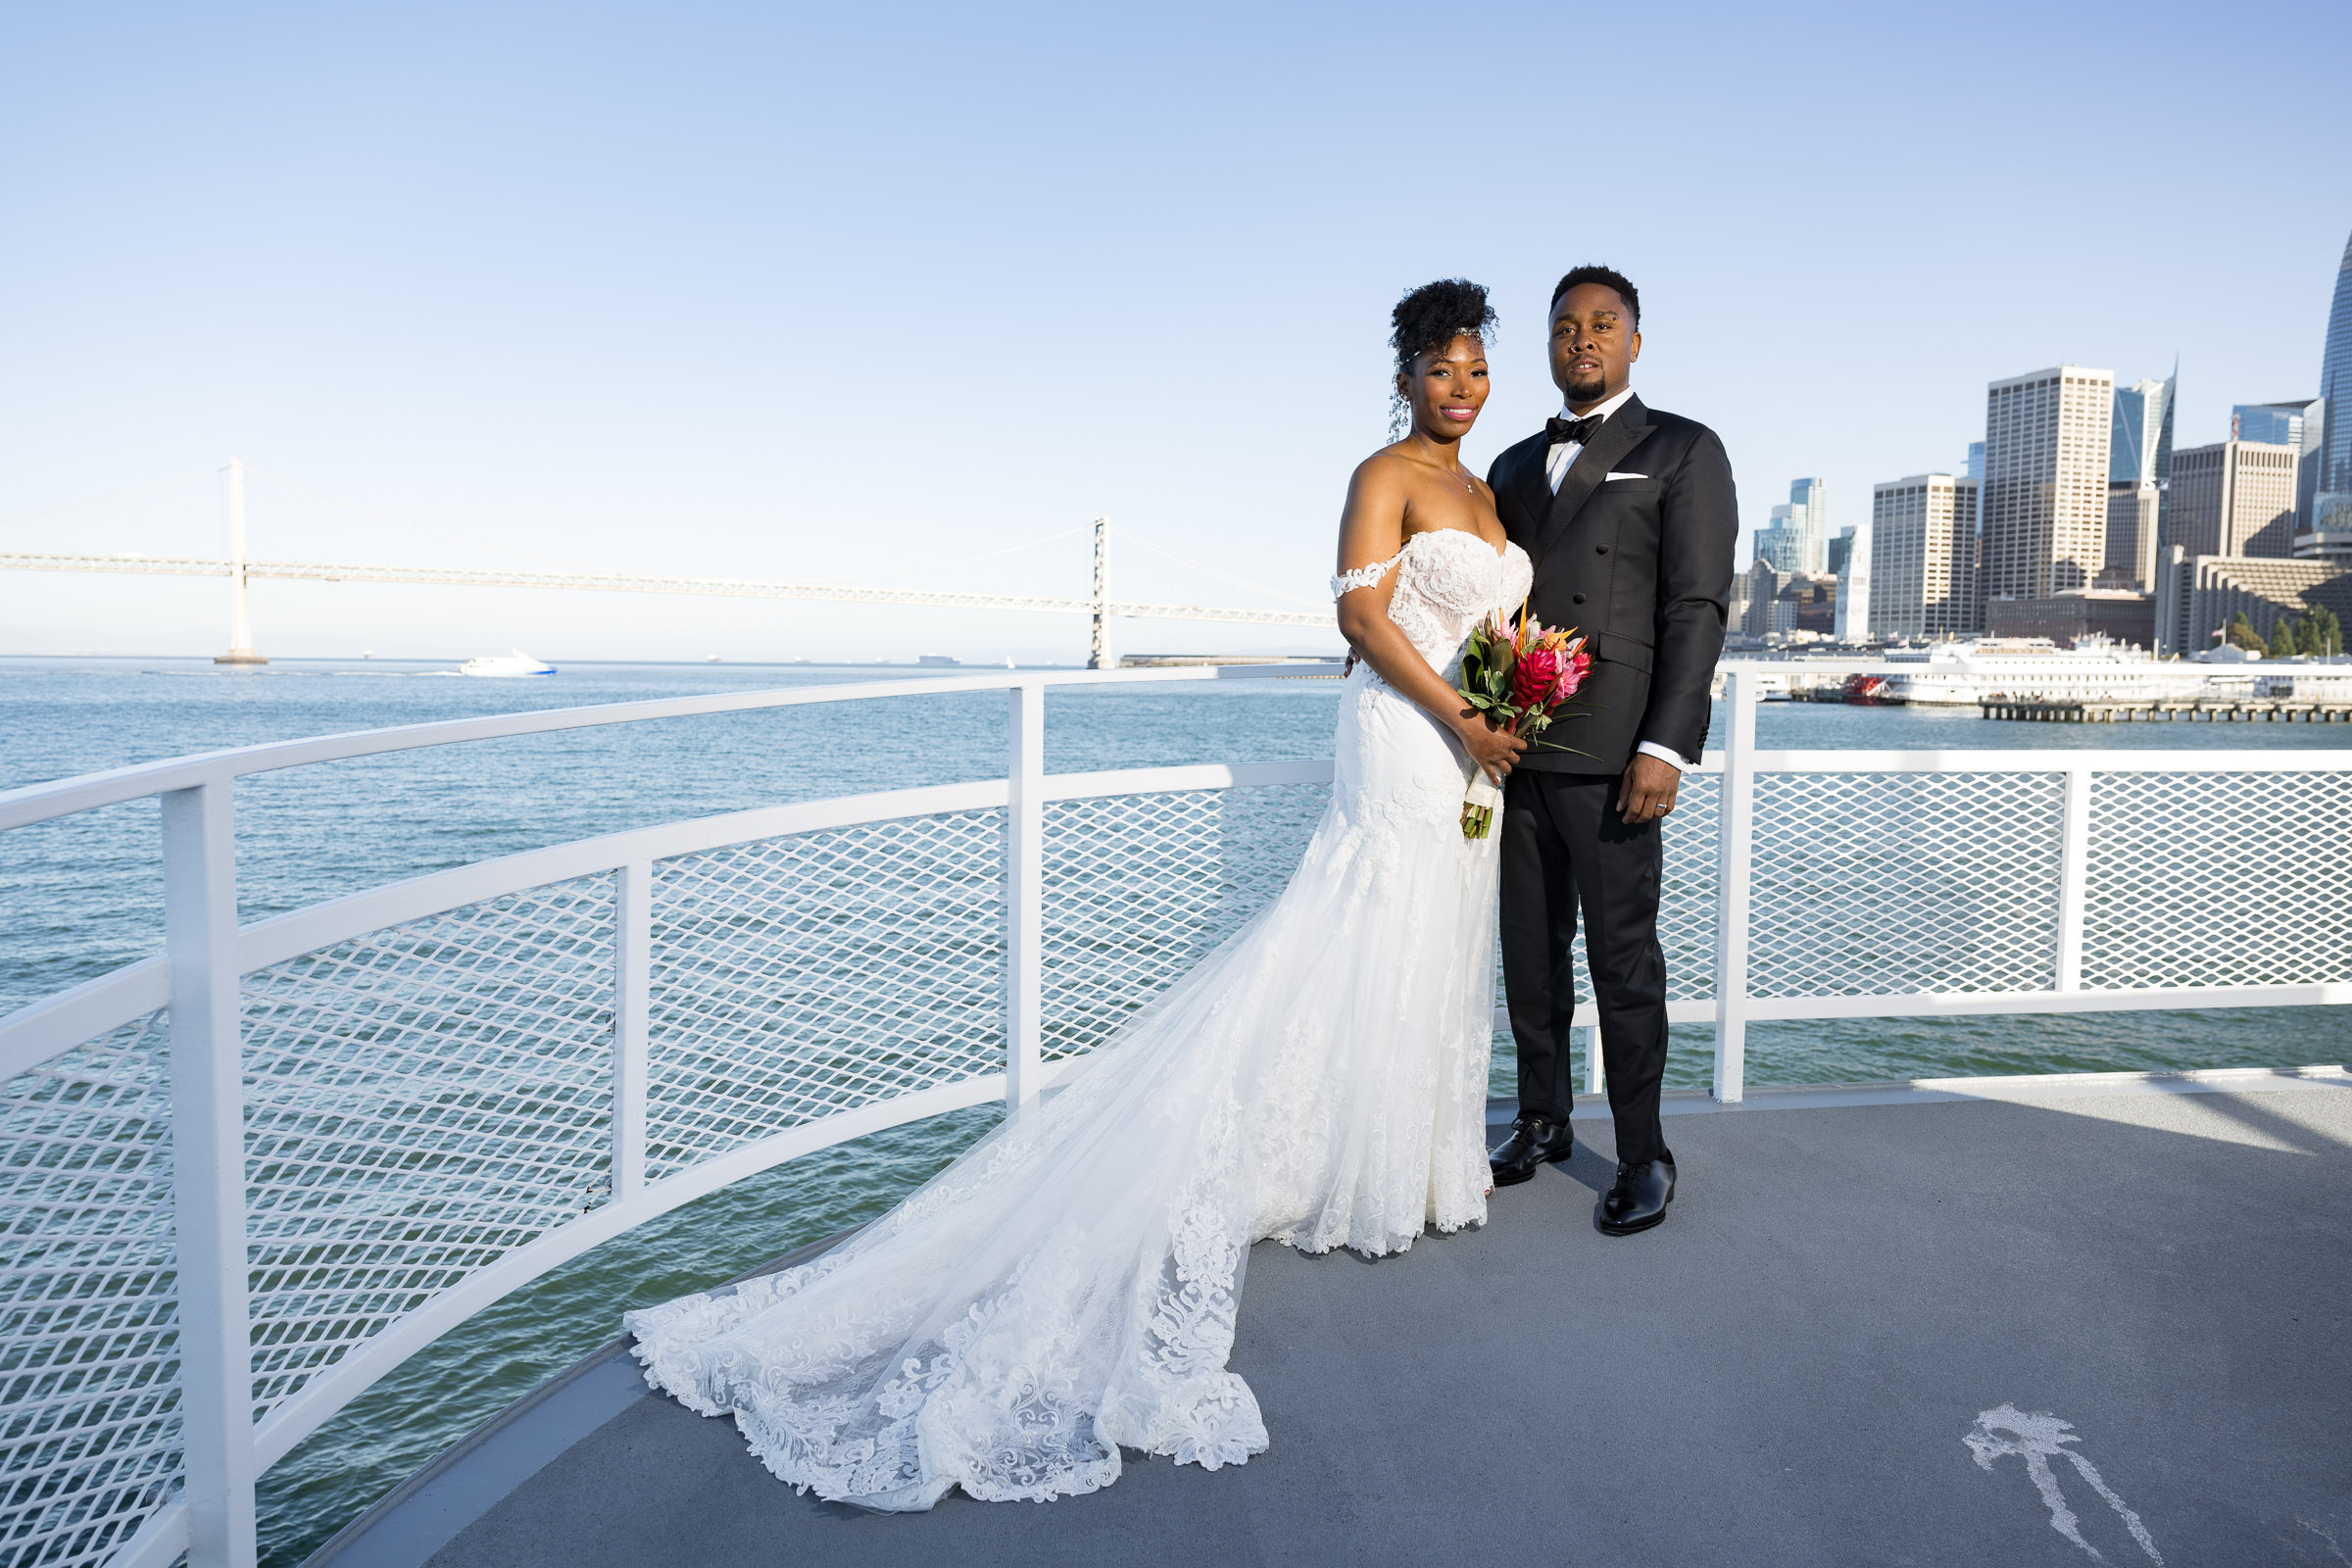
(3, 3, 2349, 662)
(1831, 229, 2345, 652)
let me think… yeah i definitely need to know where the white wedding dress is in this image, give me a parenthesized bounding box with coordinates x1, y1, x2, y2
(626, 527, 1535, 1509)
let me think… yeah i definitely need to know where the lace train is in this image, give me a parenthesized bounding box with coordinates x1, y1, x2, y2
(627, 529, 1533, 1509)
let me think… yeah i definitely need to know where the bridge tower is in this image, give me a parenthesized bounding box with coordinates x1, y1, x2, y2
(214, 458, 268, 665)
(1089, 516, 1110, 669)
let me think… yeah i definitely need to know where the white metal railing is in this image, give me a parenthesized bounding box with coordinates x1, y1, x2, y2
(2, 662, 2349, 1568)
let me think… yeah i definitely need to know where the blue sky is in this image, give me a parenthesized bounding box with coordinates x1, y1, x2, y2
(4, 1, 2348, 662)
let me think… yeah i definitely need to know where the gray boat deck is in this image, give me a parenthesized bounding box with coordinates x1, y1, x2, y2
(312, 1071, 2352, 1568)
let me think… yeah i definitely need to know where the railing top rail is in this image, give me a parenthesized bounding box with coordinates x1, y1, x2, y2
(0, 662, 1343, 832)
(1736, 748, 2352, 773)
(7, 655, 2348, 834)
(1714, 656, 2343, 672)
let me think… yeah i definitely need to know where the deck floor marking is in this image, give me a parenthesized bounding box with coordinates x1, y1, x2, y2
(1967, 1404, 2162, 1563)
(2302, 1518, 2352, 1564)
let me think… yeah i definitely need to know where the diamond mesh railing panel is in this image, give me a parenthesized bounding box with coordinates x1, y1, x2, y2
(1040, 783, 1327, 1061)
(644, 810, 1007, 1178)
(1746, 771, 2067, 997)
(238, 876, 618, 1425)
(1487, 773, 1722, 1021)
(1660, 772, 1721, 1001)
(18, 745, 2352, 1568)
(2083, 770, 2352, 990)
(0, 1011, 181, 1568)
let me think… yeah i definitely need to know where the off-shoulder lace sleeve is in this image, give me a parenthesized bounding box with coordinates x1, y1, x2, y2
(1330, 548, 1404, 600)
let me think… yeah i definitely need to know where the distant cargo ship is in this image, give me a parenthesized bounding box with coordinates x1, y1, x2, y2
(917, 653, 959, 666)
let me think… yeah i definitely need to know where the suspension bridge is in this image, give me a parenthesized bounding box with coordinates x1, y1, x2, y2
(0, 460, 1338, 667)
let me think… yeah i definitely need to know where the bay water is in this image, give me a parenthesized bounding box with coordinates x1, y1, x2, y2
(4, 656, 2346, 1563)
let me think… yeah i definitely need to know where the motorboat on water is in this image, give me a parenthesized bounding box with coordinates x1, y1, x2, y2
(461, 650, 558, 678)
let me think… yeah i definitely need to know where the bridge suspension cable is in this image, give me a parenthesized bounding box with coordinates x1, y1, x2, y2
(0, 548, 1335, 621)
(0, 460, 1340, 666)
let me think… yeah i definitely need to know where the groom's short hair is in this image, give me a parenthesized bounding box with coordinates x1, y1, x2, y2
(1549, 266, 1640, 327)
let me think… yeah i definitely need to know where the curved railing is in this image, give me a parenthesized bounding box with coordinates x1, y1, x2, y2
(4, 664, 2349, 1568)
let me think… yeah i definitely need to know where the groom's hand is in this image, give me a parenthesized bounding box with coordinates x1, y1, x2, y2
(1615, 754, 1681, 825)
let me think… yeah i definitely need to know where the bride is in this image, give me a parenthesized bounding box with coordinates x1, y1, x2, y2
(625, 278, 1535, 1510)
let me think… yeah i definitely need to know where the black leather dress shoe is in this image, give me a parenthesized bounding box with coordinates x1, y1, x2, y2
(1489, 1115, 1574, 1187)
(1597, 1158, 1676, 1235)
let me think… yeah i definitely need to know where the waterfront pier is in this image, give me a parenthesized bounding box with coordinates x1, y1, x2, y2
(1981, 696, 2352, 723)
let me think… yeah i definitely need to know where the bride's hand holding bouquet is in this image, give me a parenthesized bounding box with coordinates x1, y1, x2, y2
(1454, 609, 1592, 839)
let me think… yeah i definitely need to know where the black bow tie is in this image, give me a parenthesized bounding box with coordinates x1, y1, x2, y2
(1546, 414, 1601, 447)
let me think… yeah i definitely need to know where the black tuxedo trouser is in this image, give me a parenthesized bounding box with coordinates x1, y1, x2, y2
(1498, 770, 1673, 1166)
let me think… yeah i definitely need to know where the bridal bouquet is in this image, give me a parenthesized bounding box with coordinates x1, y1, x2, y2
(1454, 610, 1592, 839)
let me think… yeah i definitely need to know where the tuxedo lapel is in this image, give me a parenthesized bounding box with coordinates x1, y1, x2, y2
(1539, 396, 1654, 554)
(1500, 438, 1554, 545)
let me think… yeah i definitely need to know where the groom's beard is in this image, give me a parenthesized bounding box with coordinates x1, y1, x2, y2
(1563, 372, 1608, 406)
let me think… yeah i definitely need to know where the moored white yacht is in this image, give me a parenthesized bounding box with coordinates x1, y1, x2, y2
(1882, 636, 2210, 706)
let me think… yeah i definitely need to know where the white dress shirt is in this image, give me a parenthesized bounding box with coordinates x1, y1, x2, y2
(1542, 386, 1691, 774)
(1543, 384, 1638, 493)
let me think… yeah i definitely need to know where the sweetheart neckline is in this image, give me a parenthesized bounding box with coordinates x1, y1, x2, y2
(1399, 527, 1516, 563)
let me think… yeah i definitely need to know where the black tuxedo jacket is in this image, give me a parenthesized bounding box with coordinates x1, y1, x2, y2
(1486, 395, 1738, 773)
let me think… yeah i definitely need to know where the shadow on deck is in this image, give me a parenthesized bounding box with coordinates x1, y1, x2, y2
(310, 1072, 2352, 1567)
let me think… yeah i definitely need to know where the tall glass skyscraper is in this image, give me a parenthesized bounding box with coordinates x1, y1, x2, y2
(2112, 379, 2171, 485)
(2232, 403, 2307, 447)
(2153, 363, 2177, 494)
(1756, 503, 1810, 573)
(2316, 226, 2352, 532)
(1788, 478, 1828, 571)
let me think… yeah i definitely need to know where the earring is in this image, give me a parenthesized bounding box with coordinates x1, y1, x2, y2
(1387, 389, 1407, 443)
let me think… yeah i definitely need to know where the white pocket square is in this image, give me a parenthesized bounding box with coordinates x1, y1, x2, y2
(1603, 471, 1648, 481)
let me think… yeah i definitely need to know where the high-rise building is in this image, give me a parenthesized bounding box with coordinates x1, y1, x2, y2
(2112, 379, 2169, 485)
(2152, 361, 2178, 514)
(1869, 473, 1981, 640)
(2103, 377, 2172, 593)
(1756, 504, 1810, 573)
(2315, 227, 2352, 536)
(2104, 480, 2161, 590)
(2163, 441, 2300, 559)
(1982, 366, 2115, 602)
(2109, 368, 2179, 548)
(1965, 442, 1984, 482)
(2235, 397, 2325, 531)
(1769, 573, 1838, 637)
(2234, 399, 2312, 449)
(1788, 478, 1828, 571)
(1735, 558, 1783, 637)
(1835, 523, 1872, 641)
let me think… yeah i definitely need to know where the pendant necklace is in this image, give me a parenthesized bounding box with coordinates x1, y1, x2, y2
(1416, 441, 1474, 495)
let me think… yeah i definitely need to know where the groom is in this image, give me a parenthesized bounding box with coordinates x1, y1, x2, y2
(1484, 266, 1737, 1235)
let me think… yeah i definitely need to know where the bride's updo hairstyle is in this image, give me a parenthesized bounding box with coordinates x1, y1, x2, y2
(1389, 278, 1497, 438)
